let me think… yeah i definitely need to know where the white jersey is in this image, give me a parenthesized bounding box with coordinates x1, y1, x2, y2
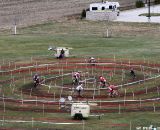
(76, 84, 83, 91)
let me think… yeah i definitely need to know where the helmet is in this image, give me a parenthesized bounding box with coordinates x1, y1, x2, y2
(35, 73, 38, 76)
(99, 76, 102, 78)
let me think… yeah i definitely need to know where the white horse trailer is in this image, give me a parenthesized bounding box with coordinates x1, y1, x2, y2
(54, 47, 69, 58)
(71, 103, 90, 119)
(48, 46, 71, 58)
(89, 1, 120, 16)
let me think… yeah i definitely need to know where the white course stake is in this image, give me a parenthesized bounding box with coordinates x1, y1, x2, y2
(31, 70, 33, 76)
(43, 104, 45, 116)
(100, 100, 102, 109)
(30, 88, 33, 97)
(146, 87, 148, 94)
(14, 63, 16, 70)
(9, 61, 11, 68)
(157, 87, 159, 96)
(119, 104, 121, 114)
(129, 59, 131, 67)
(2, 116, 4, 126)
(114, 54, 116, 62)
(130, 121, 132, 130)
(3, 102, 5, 113)
(54, 92, 55, 101)
(31, 57, 33, 63)
(21, 90, 23, 105)
(93, 87, 95, 100)
(124, 89, 126, 105)
(36, 96, 38, 106)
(47, 64, 49, 72)
(139, 98, 142, 108)
(153, 103, 156, 112)
(65, 60, 67, 68)
(48, 85, 51, 93)
(2, 58, 5, 64)
(24, 76, 26, 84)
(61, 68, 64, 86)
(2, 91, 4, 106)
(36, 61, 38, 72)
(14, 24, 17, 35)
(12, 86, 15, 94)
(98, 85, 101, 95)
(143, 57, 146, 64)
(32, 117, 34, 128)
(132, 91, 134, 100)
(21, 98, 24, 106)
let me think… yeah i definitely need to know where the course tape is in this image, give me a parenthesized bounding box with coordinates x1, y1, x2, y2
(0, 63, 58, 73)
(0, 119, 83, 125)
(0, 62, 159, 73)
(0, 96, 159, 104)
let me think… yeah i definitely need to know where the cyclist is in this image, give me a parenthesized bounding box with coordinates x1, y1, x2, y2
(72, 71, 81, 85)
(99, 76, 107, 88)
(33, 73, 40, 88)
(76, 84, 84, 97)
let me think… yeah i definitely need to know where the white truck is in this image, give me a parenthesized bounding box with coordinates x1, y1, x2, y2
(71, 103, 90, 120)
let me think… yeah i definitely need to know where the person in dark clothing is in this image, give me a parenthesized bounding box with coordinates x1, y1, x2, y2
(33, 73, 40, 88)
(59, 49, 65, 59)
(130, 68, 136, 79)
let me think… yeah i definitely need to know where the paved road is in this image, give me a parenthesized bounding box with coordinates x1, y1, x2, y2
(115, 5, 160, 23)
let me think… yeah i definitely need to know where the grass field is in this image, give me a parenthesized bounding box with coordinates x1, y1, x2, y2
(0, 20, 160, 61)
(0, 19, 160, 130)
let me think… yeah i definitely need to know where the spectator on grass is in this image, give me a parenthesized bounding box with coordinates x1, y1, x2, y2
(130, 68, 136, 79)
(59, 49, 65, 59)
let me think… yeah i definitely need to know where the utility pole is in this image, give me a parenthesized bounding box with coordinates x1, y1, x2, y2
(148, 0, 151, 22)
(14, 16, 17, 35)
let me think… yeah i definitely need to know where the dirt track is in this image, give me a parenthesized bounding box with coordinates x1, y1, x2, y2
(0, 58, 160, 113)
(0, 57, 160, 130)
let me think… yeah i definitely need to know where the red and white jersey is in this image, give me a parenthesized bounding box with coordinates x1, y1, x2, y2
(108, 85, 115, 92)
(73, 72, 80, 79)
(99, 76, 106, 82)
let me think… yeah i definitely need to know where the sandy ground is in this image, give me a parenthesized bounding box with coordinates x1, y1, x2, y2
(115, 5, 160, 23)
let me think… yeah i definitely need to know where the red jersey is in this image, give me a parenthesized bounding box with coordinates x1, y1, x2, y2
(108, 85, 115, 92)
(99, 76, 106, 82)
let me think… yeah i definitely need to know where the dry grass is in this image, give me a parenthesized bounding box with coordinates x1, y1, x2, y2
(0, 0, 155, 29)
